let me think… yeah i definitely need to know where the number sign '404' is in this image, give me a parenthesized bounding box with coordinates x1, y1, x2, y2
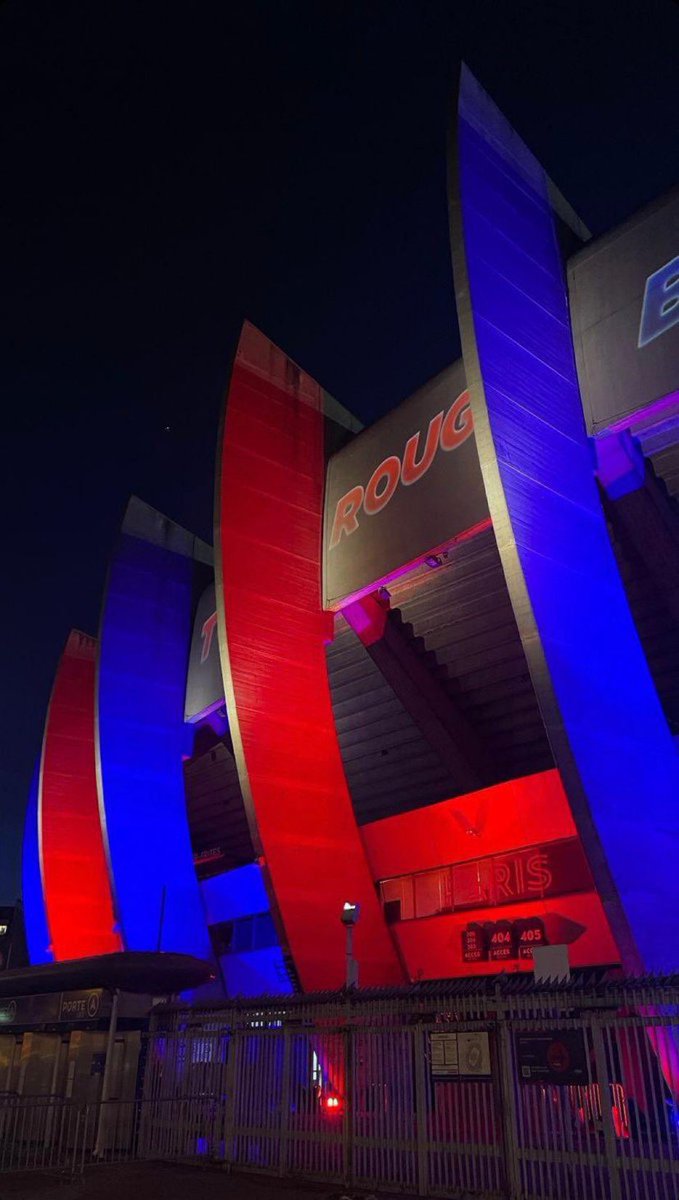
(462, 917, 548, 963)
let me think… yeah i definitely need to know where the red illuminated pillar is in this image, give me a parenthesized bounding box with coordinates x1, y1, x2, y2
(39, 631, 121, 961)
(214, 322, 404, 990)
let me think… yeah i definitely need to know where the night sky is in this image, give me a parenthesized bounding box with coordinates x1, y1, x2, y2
(2, 0, 678, 903)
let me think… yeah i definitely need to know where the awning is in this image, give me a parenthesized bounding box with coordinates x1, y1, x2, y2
(0, 952, 213, 998)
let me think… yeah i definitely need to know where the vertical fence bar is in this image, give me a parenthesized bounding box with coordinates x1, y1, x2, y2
(342, 1023, 353, 1188)
(223, 1028, 237, 1166)
(591, 1015, 622, 1200)
(497, 1016, 522, 1200)
(278, 1028, 291, 1176)
(70, 1108, 80, 1182)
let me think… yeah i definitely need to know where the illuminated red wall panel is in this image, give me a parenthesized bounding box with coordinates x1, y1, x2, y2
(215, 322, 403, 990)
(362, 770, 577, 879)
(362, 770, 618, 977)
(39, 631, 121, 961)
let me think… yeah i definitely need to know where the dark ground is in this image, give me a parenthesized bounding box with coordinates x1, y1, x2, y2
(0, 1163, 371, 1200)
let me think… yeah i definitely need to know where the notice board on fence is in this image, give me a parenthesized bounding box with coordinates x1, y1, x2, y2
(515, 1030, 589, 1085)
(430, 1031, 491, 1079)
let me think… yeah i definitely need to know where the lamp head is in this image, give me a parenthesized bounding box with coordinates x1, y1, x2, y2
(340, 901, 361, 927)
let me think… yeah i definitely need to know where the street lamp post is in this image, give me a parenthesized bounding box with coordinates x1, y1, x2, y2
(341, 901, 361, 989)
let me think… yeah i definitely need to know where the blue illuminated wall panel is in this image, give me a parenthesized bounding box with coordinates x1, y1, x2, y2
(96, 498, 211, 961)
(201, 862, 270, 924)
(201, 864, 293, 997)
(22, 762, 53, 965)
(219, 946, 291, 998)
(450, 66, 679, 972)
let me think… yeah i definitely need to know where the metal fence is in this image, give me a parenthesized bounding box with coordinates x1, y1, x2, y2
(0, 1096, 87, 1177)
(143, 979, 679, 1200)
(0, 1094, 226, 1178)
(4, 978, 679, 1199)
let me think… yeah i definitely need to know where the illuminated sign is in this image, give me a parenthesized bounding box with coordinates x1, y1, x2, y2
(328, 389, 473, 549)
(200, 611, 218, 663)
(184, 581, 226, 723)
(193, 846, 226, 877)
(323, 360, 489, 608)
(638, 254, 679, 347)
(462, 917, 548, 964)
(461, 922, 487, 963)
(488, 919, 514, 962)
(517, 916, 548, 959)
(568, 189, 679, 434)
(380, 837, 593, 922)
(0, 1000, 17, 1024)
(0, 991, 110, 1027)
(59, 990, 102, 1020)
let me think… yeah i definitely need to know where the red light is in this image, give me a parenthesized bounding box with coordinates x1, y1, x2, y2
(324, 1094, 342, 1113)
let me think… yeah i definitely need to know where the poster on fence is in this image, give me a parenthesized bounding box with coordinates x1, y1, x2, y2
(515, 1030, 589, 1084)
(430, 1031, 491, 1079)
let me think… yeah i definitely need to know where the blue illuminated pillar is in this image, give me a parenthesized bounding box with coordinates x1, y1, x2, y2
(96, 498, 211, 961)
(450, 66, 679, 972)
(22, 761, 53, 964)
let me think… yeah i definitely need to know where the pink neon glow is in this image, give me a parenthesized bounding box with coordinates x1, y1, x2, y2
(601, 389, 679, 436)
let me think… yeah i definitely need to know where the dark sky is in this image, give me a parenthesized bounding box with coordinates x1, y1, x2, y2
(2, 0, 678, 903)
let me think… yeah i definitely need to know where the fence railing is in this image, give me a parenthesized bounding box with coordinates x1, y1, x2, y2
(0, 1096, 87, 1178)
(3, 979, 679, 1199)
(142, 980, 679, 1200)
(0, 1094, 224, 1179)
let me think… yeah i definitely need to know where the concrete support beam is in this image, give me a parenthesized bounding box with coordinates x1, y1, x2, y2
(343, 591, 493, 792)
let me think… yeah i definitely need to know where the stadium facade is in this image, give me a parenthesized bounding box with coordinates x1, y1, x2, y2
(22, 69, 679, 998)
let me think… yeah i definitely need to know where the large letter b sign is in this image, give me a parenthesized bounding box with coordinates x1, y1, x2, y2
(638, 255, 679, 348)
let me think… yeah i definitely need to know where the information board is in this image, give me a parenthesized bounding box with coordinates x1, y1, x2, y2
(430, 1031, 492, 1079)
(515, 1030, 589, 1085)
